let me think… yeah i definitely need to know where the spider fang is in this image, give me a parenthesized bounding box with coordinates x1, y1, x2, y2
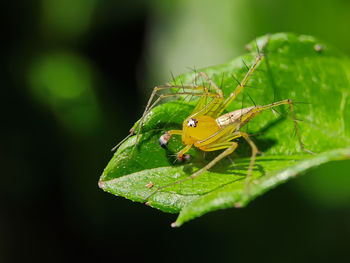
(178, 154, 191, 162)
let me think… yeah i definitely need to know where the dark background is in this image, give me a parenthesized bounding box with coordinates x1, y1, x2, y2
(2, 1, 350, 262)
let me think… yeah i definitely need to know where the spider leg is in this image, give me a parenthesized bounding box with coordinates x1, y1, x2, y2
(196, 72, 223, 98)
(134, 85, 209, 134)
(200, 131, 258, 193)
(214, 38, 270, 117)
(265, 99, 314, 155)
(112, 85, 217, 151)
(176, 144, 193, 161)
(185, 71, 226, 117)
(159, 131, 193, 161)
(197, 72, 226, 116)
(144, 130, 257, 201)
(216, 52, 264, 116)
(133, 91, 215, 148)
(143, 141, 239, 201)
(159, 130, 182, 149)
(190, 71, 221, 94)
(235, 99, 315, 155)
(159, 72, 226, 123)
(201, 141, 238, 151)
(231, 132, 258, 192)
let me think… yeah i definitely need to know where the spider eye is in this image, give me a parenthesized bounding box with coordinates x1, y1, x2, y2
(187, 118, 198, 127)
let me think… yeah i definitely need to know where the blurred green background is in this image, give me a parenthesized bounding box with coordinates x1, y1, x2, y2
(2, 0, 350, 262)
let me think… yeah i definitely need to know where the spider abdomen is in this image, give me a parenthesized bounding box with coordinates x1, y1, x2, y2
(216, 106, 256, 128)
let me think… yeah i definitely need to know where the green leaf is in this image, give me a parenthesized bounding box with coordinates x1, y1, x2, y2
(99, 33, 350, 227)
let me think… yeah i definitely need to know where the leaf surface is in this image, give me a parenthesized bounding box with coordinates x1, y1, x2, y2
(99, 33, 350, 227)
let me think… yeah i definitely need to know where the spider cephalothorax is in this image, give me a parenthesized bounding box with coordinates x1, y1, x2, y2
(182, 116, 220, 146)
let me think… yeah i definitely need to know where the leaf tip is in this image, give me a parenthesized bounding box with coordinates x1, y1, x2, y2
(98, 179, 106, 189)
(171, 222, 178, 228)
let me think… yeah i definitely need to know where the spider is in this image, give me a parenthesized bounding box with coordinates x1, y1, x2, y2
(113, 39, 313, 201)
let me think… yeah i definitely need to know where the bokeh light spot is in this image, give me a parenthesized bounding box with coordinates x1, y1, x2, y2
(28, 52, 101, 134)
(35, 54, 88, 99)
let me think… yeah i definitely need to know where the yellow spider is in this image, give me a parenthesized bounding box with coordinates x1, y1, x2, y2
(114, 39, 313, 201)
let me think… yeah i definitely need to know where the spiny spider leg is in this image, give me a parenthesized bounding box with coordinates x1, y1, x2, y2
(111, 85, 217, 151)
(234, 99, 315, 155)
(132, 69, 228, 148)
(144, 130, 258, 201)
(133, 92, 217, 150)
(216, 49, 265, 116)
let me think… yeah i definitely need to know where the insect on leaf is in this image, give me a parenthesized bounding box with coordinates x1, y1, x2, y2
(99, 33, 350, 227)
